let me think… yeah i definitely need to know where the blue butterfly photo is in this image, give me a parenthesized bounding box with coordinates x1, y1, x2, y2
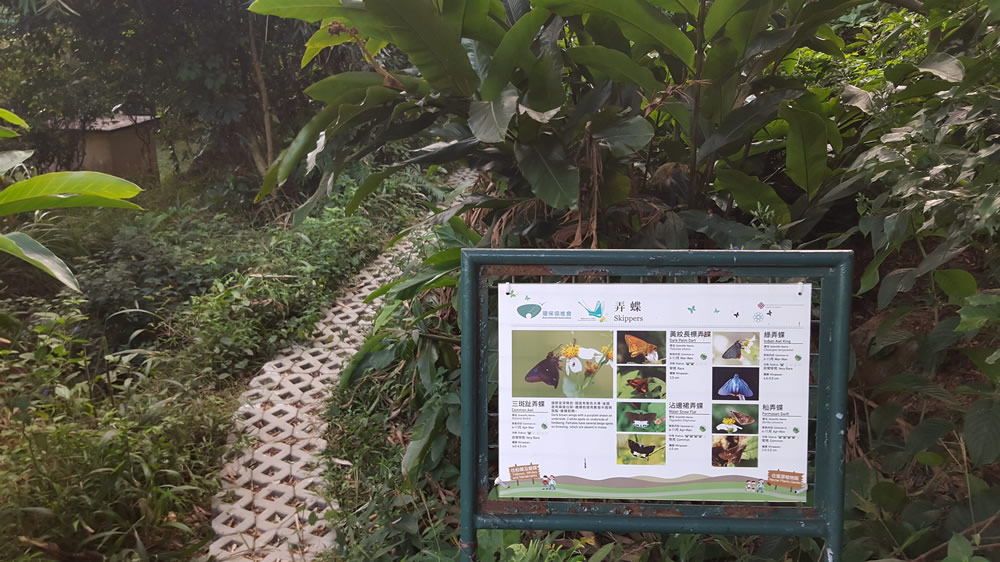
(712, 367, 759, 401)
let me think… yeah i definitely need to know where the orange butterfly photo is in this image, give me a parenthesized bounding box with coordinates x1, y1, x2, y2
(616, 331, 665, 364)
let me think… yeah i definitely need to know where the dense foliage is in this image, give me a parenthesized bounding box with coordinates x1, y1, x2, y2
(248, 0, 1000, 560)
(0, 166, 434, 559)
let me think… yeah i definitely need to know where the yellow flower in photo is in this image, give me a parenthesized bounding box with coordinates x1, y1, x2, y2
(600, 345, 613, 361)
(561, 344, 580, 359)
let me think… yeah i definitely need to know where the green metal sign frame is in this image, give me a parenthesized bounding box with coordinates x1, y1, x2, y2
(459, 249, 853, 561)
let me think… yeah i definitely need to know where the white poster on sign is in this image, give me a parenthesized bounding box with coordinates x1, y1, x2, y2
(497, 283, 812, 502)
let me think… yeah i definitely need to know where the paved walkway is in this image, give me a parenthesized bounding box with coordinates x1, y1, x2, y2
(206, 232, 419, 561)
(207, 168, 477, 561)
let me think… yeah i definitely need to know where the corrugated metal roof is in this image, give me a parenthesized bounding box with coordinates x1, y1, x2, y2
(58, 115, 158, 131)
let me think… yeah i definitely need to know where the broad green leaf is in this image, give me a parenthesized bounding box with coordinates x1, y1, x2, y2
(678, 210, 765, 249)
(591, 115, 655, 158)
(947, 534, 974, 559)
(917, 52, 964, 83)
(249, 0, 371, 25)
(345, 166, 401, 215)
(779, 104, 827, 198)
(963, 348, 1000, 383)
(366, 0, 480, 96)
(469, 85, 518, 143)
(713, 168, 790, 224)
(302, 45, 324, 68)
(964, 399, 1000, 465)
(905, 418, 952, 455)
(534, 0, 695, 69)
(566, 46, 662, 96)
(479, 8, 551, 101)
(698, 89, 800, 162)
(934, 269, 977, 303)
(600, 172, 631, 207)
(0, 172, 141, 217)
(0, 232, 79, 291)
(841, 84, 873, 114)
(647, 0, 696, 16)
(0, 127, 20, 138)
(514, 137, 579, 209)
(274, 105, 339, 187)
(304, 71, 427, 103)
(523, 49, 565, 111)
(957, 294, 1000, 332)
(870, 481, 907, 513)
(0, 193, 142, 216)
(305, 26, 355, 49)
(0, 109, 28, 129)
(0, 150, 34, 175)
(704, 0, 752, 41)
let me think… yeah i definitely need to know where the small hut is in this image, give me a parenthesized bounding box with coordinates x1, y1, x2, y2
(61, 115, 160, 180)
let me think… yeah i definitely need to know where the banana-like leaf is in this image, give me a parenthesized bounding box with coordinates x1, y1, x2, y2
(0, 109, 28, 129)
(591, 115, 655, 157)
(514, 137, 579, 209)
(779, 104, 828, 198)
(479, 8, 551, 101)
(0, 232, 79, 291)
(0, 172, 142, 217)
(566, 46, 662, 96)
(469, 85, 518, 143)
(534, 0, 695, 69)
(713, 168, 790, 224)
(249, 0, 358, 22)
(365, 0, 480, 96)
(704, 0, 752, 41)
(0, 150, 34, 175)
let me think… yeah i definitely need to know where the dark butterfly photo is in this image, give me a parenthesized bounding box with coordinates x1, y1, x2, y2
(616, 366, 666, 399)
(712, 367, 759, 401)
(617, 402, 666, 432)
(713, 332, 759, 365)
(524, 352, 560, 389)
(512, 330, 614, 398)
(711, 435, 758, 467)
(617, 434, 665, 464)
(711, 403, 759, 434)
(628, 439, 656, 458)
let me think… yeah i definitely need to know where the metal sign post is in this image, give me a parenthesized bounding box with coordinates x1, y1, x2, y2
(459, 249, 852, 561)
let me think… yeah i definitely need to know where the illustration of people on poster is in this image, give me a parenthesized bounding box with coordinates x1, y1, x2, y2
(497, 283, 812, 502)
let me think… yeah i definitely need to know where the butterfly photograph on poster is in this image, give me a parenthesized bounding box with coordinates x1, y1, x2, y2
(711, 404, 759, 434)
(511, 330, 614, 398)
(616, 331, 666, 364)
(616, 366, 666, 399)
(616, 402, 666, 433)
(712, 332, 760, 366)
(712, 367, 759, 401)
(617, 434, 666, 464)
(711, 435, 759, 467)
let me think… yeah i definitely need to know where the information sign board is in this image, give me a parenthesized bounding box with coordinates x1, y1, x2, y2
(497, 283, 811, 503)
(458, 249, 852, 562)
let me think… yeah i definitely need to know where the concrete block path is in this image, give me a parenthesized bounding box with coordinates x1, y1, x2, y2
(207, 168, 476, 561)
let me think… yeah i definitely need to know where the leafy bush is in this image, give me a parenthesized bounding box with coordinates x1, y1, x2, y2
(0, 165, 433, 559)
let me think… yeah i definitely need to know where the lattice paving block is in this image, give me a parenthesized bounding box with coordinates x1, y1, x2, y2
(221, 461, 252, 488)
(254, 481, 295, 512)
(254, 442, 292, 461)
(249, 372, 283, 390)
(239, 387, 279, 406)
(258, 549, 295, 562)
(212, 486, 254, 512)
(253, 412, 295, 442)
(258, 357, 295, 374)
(255, 503, 297, 532)
(291, 418, 329, 440)
(270, 384, 303, 404)
(207, 533, 256, 559)
(211, 506, 256, 535)
(293, 385, 330, 405)
(233, 407, 264, 434)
